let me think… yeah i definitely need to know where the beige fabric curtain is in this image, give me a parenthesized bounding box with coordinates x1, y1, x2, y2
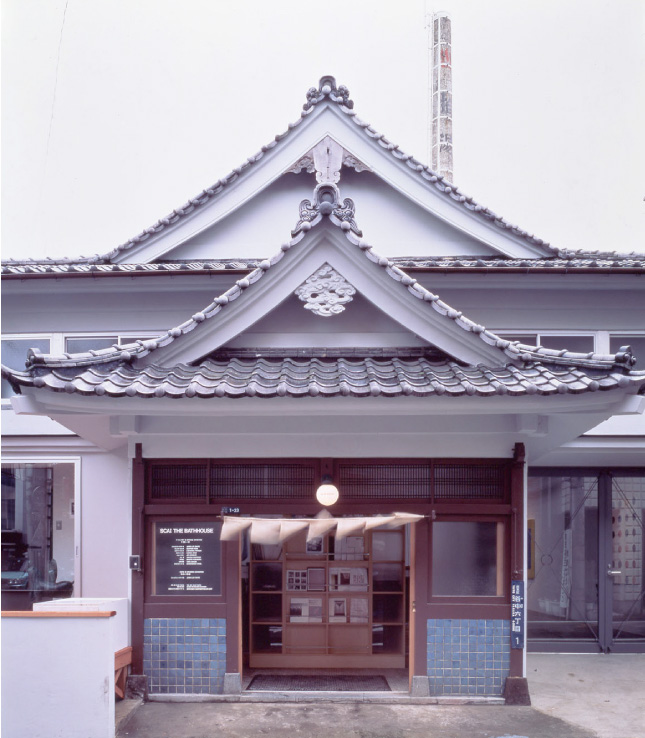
(220, 513, 424, 544)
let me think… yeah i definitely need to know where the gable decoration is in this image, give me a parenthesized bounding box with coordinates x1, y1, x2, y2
(295, 264, 356, 317)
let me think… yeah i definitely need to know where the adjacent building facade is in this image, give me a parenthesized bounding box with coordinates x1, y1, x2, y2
(2, 77, 644, 699)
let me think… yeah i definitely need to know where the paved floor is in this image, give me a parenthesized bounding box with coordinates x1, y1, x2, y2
(528, 654, 645, 738)
(117, 654, 645, 738)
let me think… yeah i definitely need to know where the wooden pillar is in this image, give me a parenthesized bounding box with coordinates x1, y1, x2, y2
(509, 442, 526, 678)
(411, 518, 429, 679)
(131, 443, 145, 673)
(225, 538, 242, 675)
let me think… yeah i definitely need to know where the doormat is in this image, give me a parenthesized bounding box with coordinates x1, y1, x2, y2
(247, 674, 390, 692)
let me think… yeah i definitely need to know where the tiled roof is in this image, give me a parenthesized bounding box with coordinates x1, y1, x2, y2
(3, 253, 645, 278)
(2, 76, 580, 266)
(5, 356, 644, 400)
(10, 214, 640, 377)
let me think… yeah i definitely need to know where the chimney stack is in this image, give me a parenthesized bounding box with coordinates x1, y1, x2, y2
(428, 10, 453, 182)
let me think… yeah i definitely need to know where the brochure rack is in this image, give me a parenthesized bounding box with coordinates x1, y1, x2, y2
(250, 528, 406, 668)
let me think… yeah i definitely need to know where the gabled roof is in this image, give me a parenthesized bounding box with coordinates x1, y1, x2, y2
(10, 214, 639, 370)
(1, 77, 582, 267)
(3, 211, 643, 402)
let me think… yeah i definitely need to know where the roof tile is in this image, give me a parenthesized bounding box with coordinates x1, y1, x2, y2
(5, 357, 644, 401)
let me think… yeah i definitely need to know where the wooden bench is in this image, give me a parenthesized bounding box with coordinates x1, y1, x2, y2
(114, 646, 133, 700)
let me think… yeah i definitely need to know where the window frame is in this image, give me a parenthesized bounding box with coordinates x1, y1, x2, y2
(64, 332, 161, 352)
(428, 514, 510, 604)
(1, 333, 56, 402)
(2, 332, 161, 401)
(493, 330, 597, 352)
(1, 456, 82, 599)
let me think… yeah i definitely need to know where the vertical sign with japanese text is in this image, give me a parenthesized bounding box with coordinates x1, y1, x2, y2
(511, 580, 525, 649)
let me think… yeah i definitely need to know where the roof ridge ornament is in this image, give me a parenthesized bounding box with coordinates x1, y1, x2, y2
(286, 136, 371, 178)
(295, 263, 356, 318)
(292, 183, 362, 237)
(304, 75, 354, 111)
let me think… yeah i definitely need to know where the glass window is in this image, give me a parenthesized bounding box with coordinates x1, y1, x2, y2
(538, 335, 595, 353)
(1, 338, 50, 398)
(610, 336, 645, 369)
(496, 334, 595, 353)
(64, 336, 157, 354)
(431, 520, 504, 597)
(527, 476, 599, 641)
(118, 335, 156, 345)
(65, 337, 118, 353)
(610, 475, 644, 642)
(1, 463, 75, 610)
(500, 334, 538, 345)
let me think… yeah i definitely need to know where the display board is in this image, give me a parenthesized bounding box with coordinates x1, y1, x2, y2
(250, 529, 406, 668)
(154, 521, 221, 595)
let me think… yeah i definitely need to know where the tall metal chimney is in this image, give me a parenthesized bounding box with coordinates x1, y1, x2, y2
(428, 10, 453, 182)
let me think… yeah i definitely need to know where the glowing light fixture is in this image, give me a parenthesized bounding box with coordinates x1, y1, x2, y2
(316, 475, 339, 506)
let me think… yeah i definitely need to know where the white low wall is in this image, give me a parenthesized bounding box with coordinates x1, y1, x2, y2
(1, 610, 117, 738)
(34, 597, 130, 652)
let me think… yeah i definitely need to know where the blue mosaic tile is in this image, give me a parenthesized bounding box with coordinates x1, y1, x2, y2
(143, 618, 226, 695)
(426, 619, 511, 696)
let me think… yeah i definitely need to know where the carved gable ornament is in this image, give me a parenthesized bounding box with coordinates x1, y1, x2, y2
(295, 264, 356, 317)
(287, 135, 371, 178)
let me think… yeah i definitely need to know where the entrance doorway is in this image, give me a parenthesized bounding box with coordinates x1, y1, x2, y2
(244, 524, 409, 670)
(138, 455, 516, 696)
(527, 470, 645, 653)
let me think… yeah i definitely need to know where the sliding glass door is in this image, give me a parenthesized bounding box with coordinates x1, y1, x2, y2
(610, 476, 645, 647)
(527, 470, 644, 653)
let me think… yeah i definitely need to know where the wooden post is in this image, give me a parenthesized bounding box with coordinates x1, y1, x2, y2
(131, 443, 145, 674)
(411, 517, 429, 678)
(225, 538, 242, 675)
(505, 442, 531, 704)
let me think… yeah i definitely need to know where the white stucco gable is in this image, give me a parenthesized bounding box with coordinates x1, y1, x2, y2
(162, 168, 497, 262)
(221, 290, 428, 353)
(137, 219, 511, 368)
(105, 78, 558, 265)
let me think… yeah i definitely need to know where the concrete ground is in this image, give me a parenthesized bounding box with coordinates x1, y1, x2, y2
(117, 654, 645, 738)
(528, 653, 645, 738)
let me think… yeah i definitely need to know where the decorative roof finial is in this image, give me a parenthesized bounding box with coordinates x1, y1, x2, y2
(304, 76, 354, 111)
(292, 184, 362, 237)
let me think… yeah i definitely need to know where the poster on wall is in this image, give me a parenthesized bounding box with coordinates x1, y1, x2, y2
(154, 521, 221, 595)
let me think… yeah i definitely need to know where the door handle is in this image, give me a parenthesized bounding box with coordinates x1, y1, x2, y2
(607, 569, 622, 577)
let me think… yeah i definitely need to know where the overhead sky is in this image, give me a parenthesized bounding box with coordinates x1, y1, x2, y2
(2, 0, 643, 260)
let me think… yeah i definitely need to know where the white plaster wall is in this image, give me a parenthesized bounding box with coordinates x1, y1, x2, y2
(160, 170, 495, 261)
(34, 597, 130, 652)
(81, 451, 131, 598)
(136, 428, 529, 461)
(339, 170, 495, 256)
(166, 171, 316, 261)
(3, 271, 644, 339)
(0, 406, 73, 435)
(1, 614, 116, 738)
(225, 293, 424, 348)
(1, 277, 228, 334)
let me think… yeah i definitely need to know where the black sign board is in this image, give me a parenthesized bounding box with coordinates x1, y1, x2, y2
(511, 579, 525, 649)
(154, 522, 221, 595)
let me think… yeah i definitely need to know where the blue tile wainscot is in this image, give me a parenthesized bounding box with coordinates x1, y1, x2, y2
(143, 618, 227, 694)
(427, 619, 511, 696)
